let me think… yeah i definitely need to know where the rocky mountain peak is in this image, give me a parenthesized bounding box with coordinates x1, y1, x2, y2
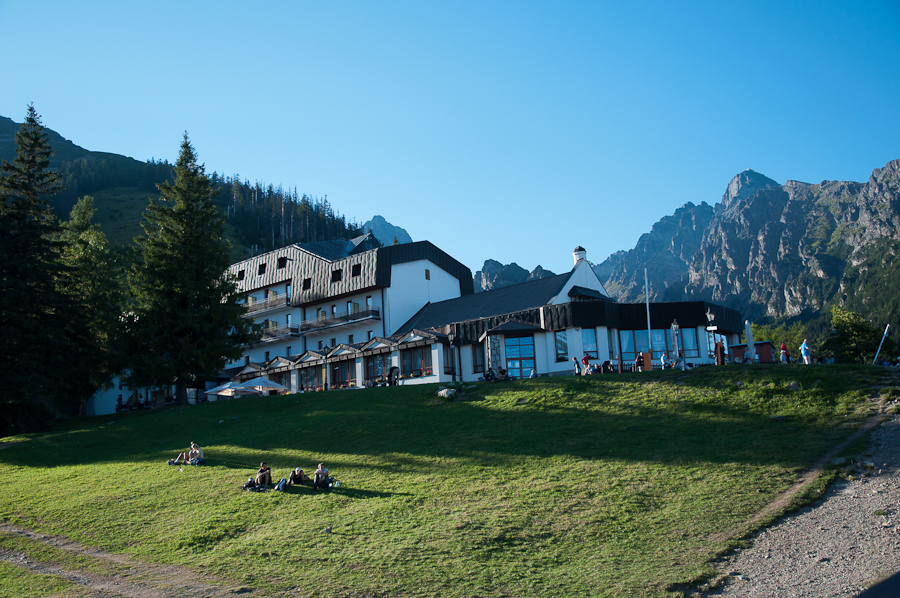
(722, 169, 781, 209)
(362, 215, 413, 246)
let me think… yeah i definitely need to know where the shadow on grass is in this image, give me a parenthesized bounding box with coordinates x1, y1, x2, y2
(0, 367, 872, 475)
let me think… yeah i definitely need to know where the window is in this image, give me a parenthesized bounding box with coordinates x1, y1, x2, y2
(286, 346, 292, 357)
(317, 340, 324, 350)
(367, 330, 374, 341)
(258, 263, 267, 275)
(267, 289, 277, 299)
(237, 270, 245, 280)
(443, 345, 455, 375)
(331, 360, 356, 388)
(348, 334, 354, 344)
(366, 296, 372, 308)
(331, 304, 337, 315)
(555, 331, 568, 362)
(582, 328, 598, 359)
(401, 346, 433, 377)
(425, 268, 430, 280)
(504, 335, 535, 379)
(317, 308, 327, 321)
(302, 278, 311, 290)
(245, 356, 250, 365)
(285, 283, 291, 297)
(352, 263, 361, 277)
(299, 366, 320, 391)
(264, 351, 270, 361)
(472, 344, 485, 373)
(331, 269, 342, 283)
(277, 256, 288, 269)
(330, 338, 336, 347)
(365, 353, 391, 383)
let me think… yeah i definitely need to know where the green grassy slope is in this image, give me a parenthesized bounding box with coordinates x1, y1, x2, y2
(0, 365, 888, 597)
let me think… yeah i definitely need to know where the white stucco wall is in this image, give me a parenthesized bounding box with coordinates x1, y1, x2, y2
(384, 260, 462, 336)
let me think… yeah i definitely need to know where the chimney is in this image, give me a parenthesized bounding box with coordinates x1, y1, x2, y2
(573, 246, 586, 266)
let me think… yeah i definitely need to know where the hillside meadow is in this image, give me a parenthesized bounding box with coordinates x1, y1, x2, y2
(0, 365, 890, 597)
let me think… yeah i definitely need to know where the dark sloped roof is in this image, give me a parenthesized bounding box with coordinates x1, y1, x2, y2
(485, 320, 544, 336)
(299, 233, 378, 261)
(397, 273, 570, 333)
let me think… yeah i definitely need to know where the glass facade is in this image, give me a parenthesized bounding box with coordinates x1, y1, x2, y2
(505, 335, 535, 378)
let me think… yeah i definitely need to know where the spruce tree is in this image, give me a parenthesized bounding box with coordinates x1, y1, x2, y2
(124, 134, 257, 403)
(58, 196, 125, 413)
(0, 105, 69, 413)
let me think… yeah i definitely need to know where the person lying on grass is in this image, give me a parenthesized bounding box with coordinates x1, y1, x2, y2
(256, 462, 272, 487)
(170, 442, 203, 464)
(289, 468, 311, 486)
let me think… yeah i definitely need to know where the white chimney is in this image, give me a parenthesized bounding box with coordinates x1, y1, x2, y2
(573, 246, 586, 265)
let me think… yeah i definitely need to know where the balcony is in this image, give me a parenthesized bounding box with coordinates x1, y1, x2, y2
(260, 324, 300, 342)
(244, 295, 289, 315)
(300, 307, 381, 332)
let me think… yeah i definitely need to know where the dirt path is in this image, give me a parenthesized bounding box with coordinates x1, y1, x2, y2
(0, 524, 266, 598)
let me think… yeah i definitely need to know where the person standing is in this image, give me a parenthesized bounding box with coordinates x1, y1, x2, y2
(799, 339, 812, 365)
(580, 353, 590, 375)
(634, 352, 644, 372)
(780, 341, 788, 364)
(572, 356, 581, 375)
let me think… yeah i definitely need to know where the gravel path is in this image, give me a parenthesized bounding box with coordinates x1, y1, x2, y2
(707, 413, 900, 597)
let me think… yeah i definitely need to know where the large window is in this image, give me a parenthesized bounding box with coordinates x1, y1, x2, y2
(299, 366, 321, 391)
(472, 344, 485, 373)
(365, 353, 391, 383)
(331, 360, 356, 389)
(401, 346, 433, 378)
(555, 331, 568, 362)
(582, 328, 598, 358)
(504, 335, 535, 379)
(443, 345, 455, 375)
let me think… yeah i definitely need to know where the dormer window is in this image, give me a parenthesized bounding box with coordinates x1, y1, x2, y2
(258, 263, 267, 276)
(352, 263, 361, 277)
(237, 270, 245, 280)
(302, 278, 311, 290)
(277, 256, 288, 269)
(331, 269, 342, 283)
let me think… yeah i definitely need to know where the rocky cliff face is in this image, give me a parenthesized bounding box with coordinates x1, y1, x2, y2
(596, 200, 716, 303)
(474, 260, 556, 292)
(599, 160, 900, 323)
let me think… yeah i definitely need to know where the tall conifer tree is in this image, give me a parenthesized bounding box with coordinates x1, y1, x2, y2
(124, 134, 256, 403)
(58, 196, 125, 412)
(0, 105, 69, 413)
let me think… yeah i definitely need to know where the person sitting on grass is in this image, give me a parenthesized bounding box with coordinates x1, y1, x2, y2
(288, 468, 311, 486)
(169, 441, 204, 465)
(313, 463, 331, 491)
(256, 462, 272, 488)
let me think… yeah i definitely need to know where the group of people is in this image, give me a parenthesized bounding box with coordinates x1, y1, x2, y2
(243, 461, 337, 492)
(780, 339, 813, 364)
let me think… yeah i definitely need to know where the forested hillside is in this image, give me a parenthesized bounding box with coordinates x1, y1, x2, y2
(0, 115, 360, 258)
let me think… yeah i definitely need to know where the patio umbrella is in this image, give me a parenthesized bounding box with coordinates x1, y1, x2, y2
(205, 381, 255, 398)
(235, 377, 288, 394)
(745, 320, 756, 363)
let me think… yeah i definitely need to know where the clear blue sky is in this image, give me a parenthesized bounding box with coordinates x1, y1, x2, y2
(2, 1, 898, 274)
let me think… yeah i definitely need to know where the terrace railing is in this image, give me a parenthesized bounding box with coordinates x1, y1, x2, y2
(299, 307, 380, 332)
